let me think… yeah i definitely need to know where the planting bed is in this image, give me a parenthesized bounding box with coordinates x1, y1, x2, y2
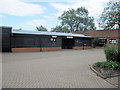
(90, 64, 120, 79)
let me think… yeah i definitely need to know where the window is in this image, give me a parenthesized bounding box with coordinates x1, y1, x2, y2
(76, 39, 82, 44)
(84, 39, 91, 46)
(99, 39, 106, 44)
(109, 39, 116, 44)
(75, 39, 83, 46)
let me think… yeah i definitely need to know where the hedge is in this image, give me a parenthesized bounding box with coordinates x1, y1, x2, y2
(104, 44, 120, 63)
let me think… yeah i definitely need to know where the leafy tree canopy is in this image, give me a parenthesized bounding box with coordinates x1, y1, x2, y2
(98, 0, 120, 30)
(36, 25, 48, 31)
(51, 25, 70, 33)
(59, 7, 96, 33)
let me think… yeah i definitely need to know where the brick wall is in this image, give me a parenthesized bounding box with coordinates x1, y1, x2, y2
(12, 47, 62, 52)
(12, 47, 40, 52)
(41, 47, 61, 51)
(12, 46, 92, 52)
(73, 46, 91, 49)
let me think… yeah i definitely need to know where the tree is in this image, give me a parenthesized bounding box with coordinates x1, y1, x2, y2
(75, 8, 96, 31)
(59, 9, 76, 33)
(36, 25, 48, 31)
(59, 7, 96, 33)
(51, 25, 70, 33)
(19, 28, 22, 30)
(98, 0, 120, 30)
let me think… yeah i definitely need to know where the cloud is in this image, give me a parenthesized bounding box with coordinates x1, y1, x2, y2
(50, 3, 69, 11)
(21, 0, 83, 3)
(42, 15, 60, 30)
(26, 17, 60, 31)
(27, 20, 47, 26)
(73, 0, 110, 18)
(50, 0, 110, 18)
(0, 0, 46, 16)
(50, 0, 110, 29)
(50, 3, 70, 17)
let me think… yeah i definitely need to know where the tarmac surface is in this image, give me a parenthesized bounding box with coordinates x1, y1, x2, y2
(2, 49, 118, 88)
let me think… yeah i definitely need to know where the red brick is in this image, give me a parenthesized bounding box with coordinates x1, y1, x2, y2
(12, 47, 62, 52)
(41, 47, 61, 51)
(73, 47, 83, 49)
(73, 46, 91, 49)
(12, 48, 40, 52)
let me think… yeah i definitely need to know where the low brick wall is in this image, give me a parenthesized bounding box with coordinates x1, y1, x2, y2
(73, 47, 83, 49)
(12, 47, 62, 52)
(41, 47, 61, 51)
(12, 46, 92, 52)
(84, 46, 92, 49)
(12, 47, 40, 52)
(73, 46, 91, 49)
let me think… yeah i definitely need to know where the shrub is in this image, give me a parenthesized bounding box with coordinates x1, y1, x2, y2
(117, 45, 120, 63)
(94, 44, 120, 71)
(94, 62, 102, 67)
(92, 38, 99, 48)
(104, 44, 118, 62)
(94, 61, 120, 71)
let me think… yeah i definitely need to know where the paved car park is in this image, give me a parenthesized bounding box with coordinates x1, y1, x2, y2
(2, 49, 117, 88)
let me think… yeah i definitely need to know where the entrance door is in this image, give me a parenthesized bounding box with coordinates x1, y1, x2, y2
(62, 38, 74, 49)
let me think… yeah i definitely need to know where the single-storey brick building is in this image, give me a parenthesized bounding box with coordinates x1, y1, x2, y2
(75, 30, 120, 46)
(1, 26, 93, 52)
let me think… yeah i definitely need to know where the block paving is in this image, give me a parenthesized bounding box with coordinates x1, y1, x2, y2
(2, 49, 117, 88)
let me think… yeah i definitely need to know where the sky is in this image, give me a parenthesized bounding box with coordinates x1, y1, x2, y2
(0, 0, 110, 31)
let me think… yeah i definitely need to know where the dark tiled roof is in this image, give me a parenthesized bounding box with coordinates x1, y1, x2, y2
(75, 30, 120, 38)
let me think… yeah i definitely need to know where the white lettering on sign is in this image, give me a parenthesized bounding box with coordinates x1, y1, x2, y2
(67, 36, 73, 38)
(52, 36, 57, 38)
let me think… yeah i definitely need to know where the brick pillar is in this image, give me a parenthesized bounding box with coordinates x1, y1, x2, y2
(107, 38, 109, 44)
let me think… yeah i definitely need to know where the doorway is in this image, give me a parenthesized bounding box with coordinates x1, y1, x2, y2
(62, 38, 74, 49)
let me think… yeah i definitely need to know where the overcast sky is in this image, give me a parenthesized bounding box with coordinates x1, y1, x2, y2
(0, 0, 110, 31)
